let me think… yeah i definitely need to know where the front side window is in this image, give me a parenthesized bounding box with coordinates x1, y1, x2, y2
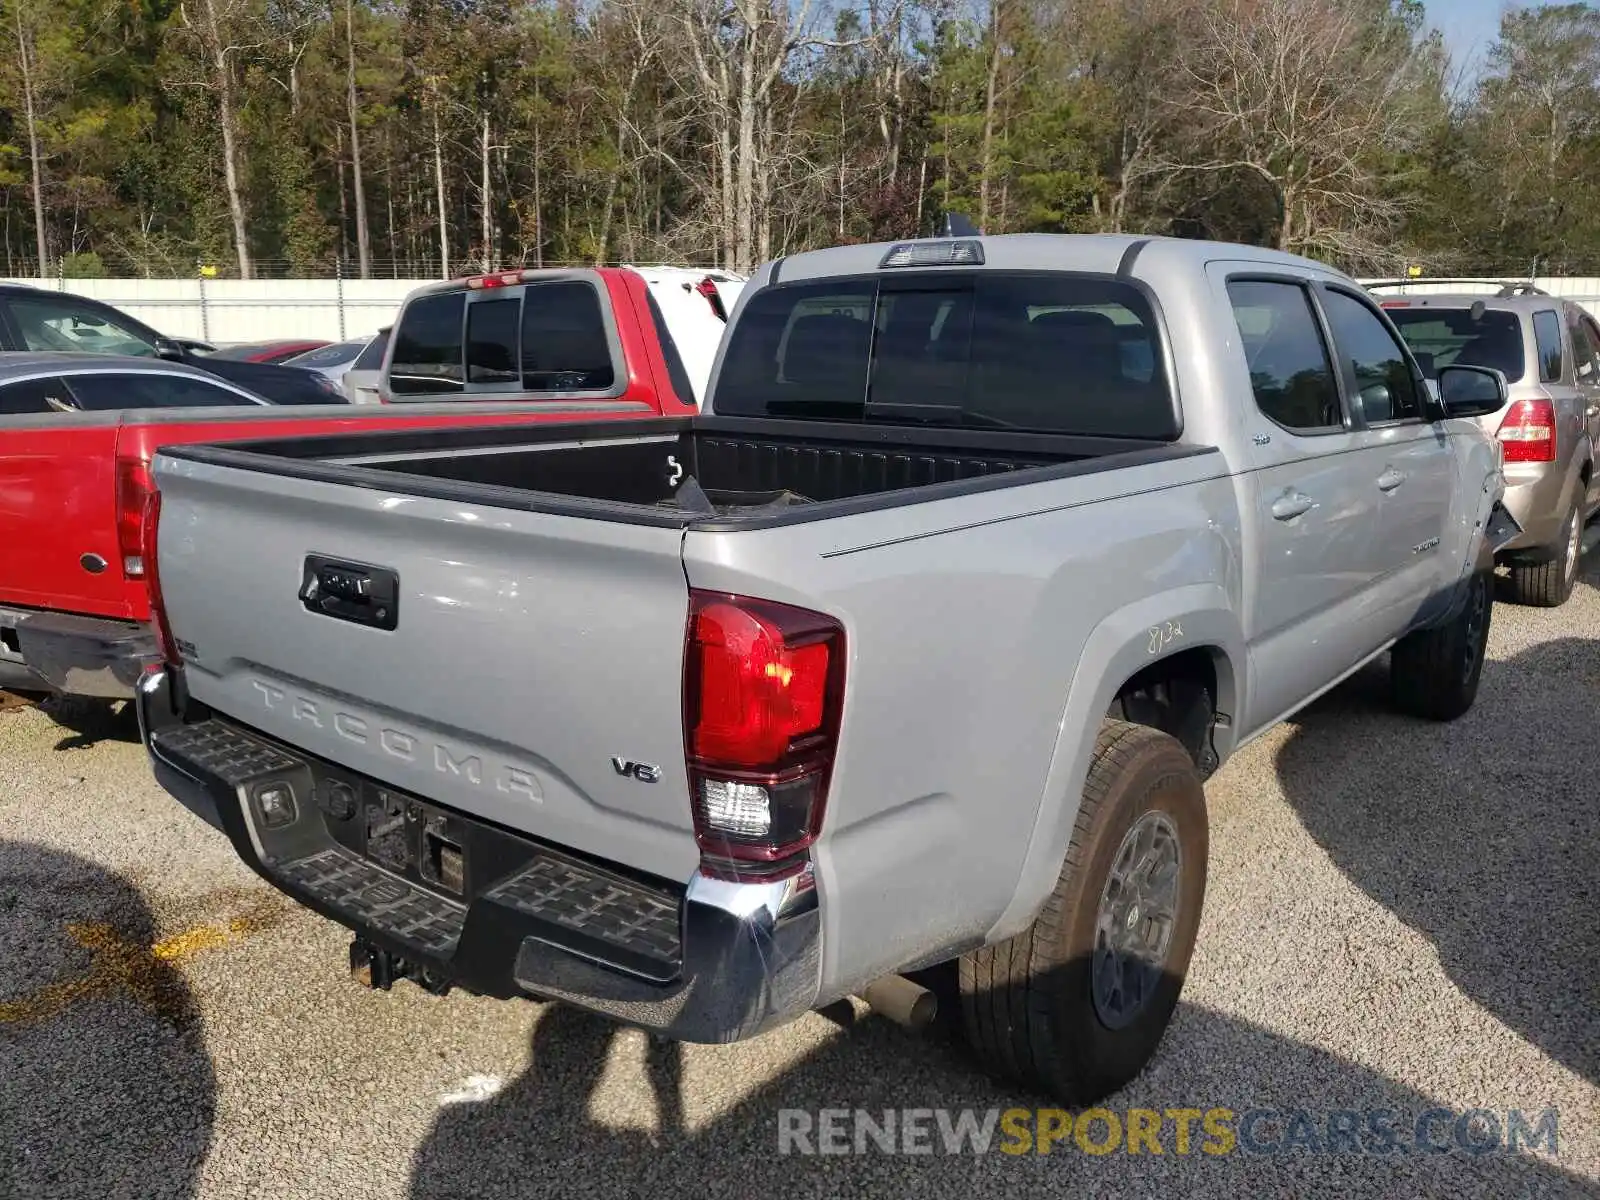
(1386, 307, 1525, 384)
(1533, 310, 1564, 382)
(715, 273, 1176, 438)
(1320, 289, 1421, 423)
(1225, 280, 1342, 434)
(389, 293, 465, 395)
(66, 373, 253, 410)
(5, 296, 158, 357)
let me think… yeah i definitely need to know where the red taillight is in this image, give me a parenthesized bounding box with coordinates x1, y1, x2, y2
(684, 591, 845, 873)
(141, 488, 179, 666)
(115, 458, 155, 578)
(1497, 398, 1556, 463)
(695, 276, 727, 321)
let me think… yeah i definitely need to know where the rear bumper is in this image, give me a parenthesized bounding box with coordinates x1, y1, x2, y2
(136, 668, 821, 1042)
(1496, 463, 1573, 555)
(0, 605, 157, 699)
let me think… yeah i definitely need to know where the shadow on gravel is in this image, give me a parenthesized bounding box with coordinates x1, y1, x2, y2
(38, 695, 141, 751)
(0, 842, 215, 1199)
(1275, 632, 1600, 1092)
(408, 997, 1591, 1199)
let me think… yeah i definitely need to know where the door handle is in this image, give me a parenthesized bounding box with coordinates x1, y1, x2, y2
(1377, 468, 1406, 492)
(1271, 491, 1317, 521)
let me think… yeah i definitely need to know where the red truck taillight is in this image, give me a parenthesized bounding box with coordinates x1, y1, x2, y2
(1497, 398, 1556, 463)
(684, 590, 845, 877)
(139, 487, 179, 666)
(116, 459, 156, 578)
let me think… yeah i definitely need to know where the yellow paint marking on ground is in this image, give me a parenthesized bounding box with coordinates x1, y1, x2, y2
(0, 905, 280, 1029)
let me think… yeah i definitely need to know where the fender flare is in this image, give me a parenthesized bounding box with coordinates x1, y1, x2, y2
(985, 583, 1244, 943)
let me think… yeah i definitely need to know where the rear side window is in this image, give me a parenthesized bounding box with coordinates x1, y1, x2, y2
(1533, 311, 1564, 382)
(715, 274, 1176, 438)
(0, 376, 72, 415)
(353, 329, 390, 371)
(66, 373, 253, 410)
(389, 294, 465, 395)
(1386, 307, 1525, 384)
(1319, 289, 1421, 423)
(521, 282, 614, 391)
(1226, 280, 1341, 433)
(466, 298, 520, 384)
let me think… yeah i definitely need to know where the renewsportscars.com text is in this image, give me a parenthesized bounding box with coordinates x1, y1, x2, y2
(776, 1106, 1560, 1157)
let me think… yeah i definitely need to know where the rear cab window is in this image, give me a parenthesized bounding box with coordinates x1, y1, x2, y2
(387, 278, 619, 399)
(714, 272, 1177, 438)
(1386, 307, 1526, 384)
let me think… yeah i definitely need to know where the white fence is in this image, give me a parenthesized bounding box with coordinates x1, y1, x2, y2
(0, 277, 431, 345)
(8, 273, 1600, 348)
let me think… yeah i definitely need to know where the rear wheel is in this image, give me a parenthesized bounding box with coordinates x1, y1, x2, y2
(1391, 570, 1492, 721)
(1507, 499, 1582, 607)
(958, 720, 1207, 1104)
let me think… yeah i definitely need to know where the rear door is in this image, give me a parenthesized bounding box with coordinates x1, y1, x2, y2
(1316, 284, 1456, 639)
(0, 376, 127, 617)
(1219, 273, 1385, 733)
(152, 455, 699, 882)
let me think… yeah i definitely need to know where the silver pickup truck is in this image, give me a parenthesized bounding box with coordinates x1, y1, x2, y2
(137, 234, 1518, 1104)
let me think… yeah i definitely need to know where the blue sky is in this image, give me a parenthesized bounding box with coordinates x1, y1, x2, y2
(1430, 0, 1550, 79)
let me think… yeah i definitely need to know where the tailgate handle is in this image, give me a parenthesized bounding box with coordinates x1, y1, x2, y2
(300, 556, 399, 631)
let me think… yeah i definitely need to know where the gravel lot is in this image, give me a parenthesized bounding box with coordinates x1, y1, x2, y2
(2, 560, 1597, 1199)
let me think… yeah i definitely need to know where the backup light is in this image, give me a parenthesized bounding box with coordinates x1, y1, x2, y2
(698, 779, 771, 839)
(879, 239, 985, 269)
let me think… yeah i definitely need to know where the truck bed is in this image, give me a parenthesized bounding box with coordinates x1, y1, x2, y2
(156, 415, 1201, 528)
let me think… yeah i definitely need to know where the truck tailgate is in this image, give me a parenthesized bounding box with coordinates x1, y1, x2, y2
(151, 453, 697, 883)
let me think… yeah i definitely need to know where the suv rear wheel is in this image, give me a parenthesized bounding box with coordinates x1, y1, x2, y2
(1507, 498, 1582, 607)
(958, 720, 1206, 1104)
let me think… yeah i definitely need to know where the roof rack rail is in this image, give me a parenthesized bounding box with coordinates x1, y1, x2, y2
(1494, 282, 1550, 297)
(1365, 278, 1550, 298)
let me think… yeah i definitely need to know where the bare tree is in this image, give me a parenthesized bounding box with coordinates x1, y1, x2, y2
(1170, 0, 1427, 262)
(346, 0, 371, 276)
(660, 0, 887, 270)
(173, 0, 269, 277)
(11, 1, 49, 275)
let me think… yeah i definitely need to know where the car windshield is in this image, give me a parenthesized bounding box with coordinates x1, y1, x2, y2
(714, 272, 1177, 439)
(285, 341, 365, 368)
(1385, 307, 1526, 384)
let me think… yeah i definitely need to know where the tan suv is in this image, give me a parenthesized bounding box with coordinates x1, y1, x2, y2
(1372, 282, 1600, 606)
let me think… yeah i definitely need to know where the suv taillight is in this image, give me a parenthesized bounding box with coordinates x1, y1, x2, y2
(695, 276, 727, 321)
(1497, 398, 1557, 463)
(140, 487, 179, 666)
(683, 590, 845, 876)
(116, 458, 155, 578)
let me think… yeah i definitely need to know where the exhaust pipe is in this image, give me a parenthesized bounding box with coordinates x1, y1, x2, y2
(860, 974, 937, 1030)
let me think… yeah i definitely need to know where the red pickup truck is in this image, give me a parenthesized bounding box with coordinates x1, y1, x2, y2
(0, 271, 701, 700)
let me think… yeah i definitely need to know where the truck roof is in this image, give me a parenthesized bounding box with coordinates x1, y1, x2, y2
(762, 232, 1346, 285)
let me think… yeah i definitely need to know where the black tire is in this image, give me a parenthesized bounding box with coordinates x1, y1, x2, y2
(1506, 499, 1582, 607)
(958, 720, 1207, 1104)
(1390, 570, 1492, 721)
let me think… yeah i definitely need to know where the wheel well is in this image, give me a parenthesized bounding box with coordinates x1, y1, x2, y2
(1110, 647, 1225, 776)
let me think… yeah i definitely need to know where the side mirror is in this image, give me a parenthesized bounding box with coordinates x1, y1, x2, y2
(154, 336, 187, 362)
(1437, 365, 1507, 418)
